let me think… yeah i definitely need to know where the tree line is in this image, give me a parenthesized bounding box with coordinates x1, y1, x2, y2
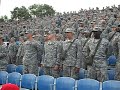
(0, 4, 56, 22)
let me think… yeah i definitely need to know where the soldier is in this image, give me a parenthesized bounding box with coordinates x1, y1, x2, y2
(62, 28, 83, 79)
(83, 28, 109, 82)
(0, 35, 8, 71)
(41, 34, 61, 78)
(23, 30, 43, 75)
(113, 24, 120, 80)
(8, 37, 18, 64)
(16, 37, 25, 65)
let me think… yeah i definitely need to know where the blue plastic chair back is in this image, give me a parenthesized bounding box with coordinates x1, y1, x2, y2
(108, 68, 116, 80)
(79, 68, 85, 79)
(6, 64, 16, 73)
(8, 72, 21, 86)
(56, 77, 75, 90)
(21, 74, 36, 89)
(102, 80, 120, 90)
(77, 79, 100, 90)
(107, 55, 117, 65)
(16, 65, 23, 75)
(37, 75, 54, 90)
(0, 71, 8, 85)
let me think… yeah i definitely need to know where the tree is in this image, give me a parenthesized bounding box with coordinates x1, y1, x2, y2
(11, 6, 31, 20)
(0, 15, 8, 22)
(29, 4, 55, 17)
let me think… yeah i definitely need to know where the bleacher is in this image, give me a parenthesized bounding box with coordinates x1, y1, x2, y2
(0, 55, 118, 90)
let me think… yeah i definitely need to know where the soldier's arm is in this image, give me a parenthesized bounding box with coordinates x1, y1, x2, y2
(0, 46, 8, 58)
(76, 40, 82, 68)
(112, 36, 119, 58)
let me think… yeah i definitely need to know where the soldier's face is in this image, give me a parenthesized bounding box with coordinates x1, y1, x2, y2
(112, 27, 117, 31)
(65, 32, 73, 38)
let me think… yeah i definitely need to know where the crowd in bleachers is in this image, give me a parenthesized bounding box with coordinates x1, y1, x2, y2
(0, 5, 120, 89)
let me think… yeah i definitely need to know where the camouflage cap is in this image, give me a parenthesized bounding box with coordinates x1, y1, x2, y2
(0, 34, 3, 38)
(25, 29, 33, 34)
(92, 26, 101, 32)
(112, 25, 117, 28)
(65, 28, 74, 33)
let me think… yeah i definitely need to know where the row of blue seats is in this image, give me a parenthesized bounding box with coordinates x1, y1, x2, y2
(0, 71, 120, 90)
(6, 64, 116, 80)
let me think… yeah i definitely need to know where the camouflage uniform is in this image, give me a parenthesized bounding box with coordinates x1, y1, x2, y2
(112, 32, 120, 80)
(16, 42, 25, 65)
(8, 42, 18, 64)
(41, 40, 61, 78)
(62, 39, 82, 79)
(23, 39, 42, 75)
(83, 38, 109, 82)
(0, 44, 8, 71)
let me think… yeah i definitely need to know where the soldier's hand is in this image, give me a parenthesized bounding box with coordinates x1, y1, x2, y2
(53, 65, 59, 71)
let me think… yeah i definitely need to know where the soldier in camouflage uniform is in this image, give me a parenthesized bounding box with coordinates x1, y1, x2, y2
(8, 37, 18, 64)
(16, 37, 25, 65)
(62, 28, 83, 79)
(23, 30, 43, 75)
(83, 27, 109, 82)
(113, 24, 120, 80)
(41, 34, 61, 78)
(0, 35, 8, 71)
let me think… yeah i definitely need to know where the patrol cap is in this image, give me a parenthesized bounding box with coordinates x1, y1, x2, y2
(118, 23, 120, 27)
(65, 28, 74, 33)
(25, 29, 33, 34)
(92, 26, 100, 32)
(112, 25, 117, 28)
(0, 34, 3, 39)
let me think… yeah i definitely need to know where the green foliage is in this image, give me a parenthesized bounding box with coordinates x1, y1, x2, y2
(0, 15, 8, 22)
(29, 4, 55, 17)
(11, 6, 32, 20)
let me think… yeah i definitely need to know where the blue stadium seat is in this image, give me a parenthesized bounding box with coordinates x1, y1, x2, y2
(77, 79, 100, 90)
(8, 72, 21, 86)
(6, 64, 16, 73)
(108, 68, 116, 80)
(0, 71, 8, 85)
(56, 77, 75, 90)
(21, 74, 36, 90)
(16, 65, 23, 75)
(79, 68, 86, 79)
(102, 80, 120, 90)
(107, 55, 117, 66)
(37, 75, 54, 90)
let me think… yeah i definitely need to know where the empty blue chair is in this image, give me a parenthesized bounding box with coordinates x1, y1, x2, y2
(102, 80, 120, 90)
(77, 79, 100, 90)
(6, 64, 16, 73)
(37, 75, 54, 90)
(107, 55, 117, 66)
(108, 68, 116, 80)
(0, 71, 8, 85)
(21, 74, 36, 90)
(8, 72, 21, 86)
(56, 77, 75, 90)
(79, 68, 86, 79)
(16, 65, 23, 75)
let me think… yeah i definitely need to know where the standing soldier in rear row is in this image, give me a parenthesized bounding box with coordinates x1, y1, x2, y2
(83, 27, 109, 82)
(112, 24, 120, 80)
(62, 28, 83, 79)
(0, 34, 8, 71)
(23, 30, 43, 75)
(41, 33, 62, 78)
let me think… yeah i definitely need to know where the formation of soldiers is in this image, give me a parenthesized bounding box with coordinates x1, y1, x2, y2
(0, 5, 120, 82)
